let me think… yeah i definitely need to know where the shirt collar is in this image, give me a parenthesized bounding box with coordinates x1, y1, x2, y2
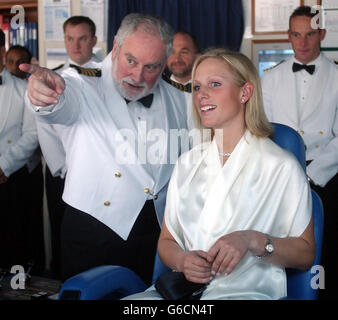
(170, 74, 191, 86)
(293, 53, 322, 67)
(68, 55, 97, 68)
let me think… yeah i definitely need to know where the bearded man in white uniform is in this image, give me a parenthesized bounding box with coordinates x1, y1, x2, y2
(262, 6, 338, 300)
(22, 13, 188, 284)
(36, 15, 101, 280)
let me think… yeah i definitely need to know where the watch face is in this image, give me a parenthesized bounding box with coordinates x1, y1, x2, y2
(266, 243, 274, 253)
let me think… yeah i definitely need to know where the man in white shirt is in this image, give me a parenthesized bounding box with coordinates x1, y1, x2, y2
(38, 16, 101, 279)
(5, 44, 45, 276)
(22, 13, 188, 284)
(166, 31, 200, 131)
(262, 6, 338, 300)
(0, 29, 40, 271)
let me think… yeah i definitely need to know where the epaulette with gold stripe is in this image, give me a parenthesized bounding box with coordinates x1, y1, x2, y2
(162, 73, 191, 93)
(263, 60, 285, 72)
(69, 64, 102, 77)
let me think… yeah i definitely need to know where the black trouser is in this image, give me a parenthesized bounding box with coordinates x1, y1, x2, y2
(310, 172, 338, 300)
(0, 167, 31, 269)
(25, 162, 45, 276)
(0, 164, 45, 275)
(60, 200, 161, 286)
(45, 166, 66, 279)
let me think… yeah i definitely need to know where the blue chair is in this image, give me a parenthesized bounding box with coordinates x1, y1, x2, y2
(59, 123, 324, 300)
(270, 123, 324, 299)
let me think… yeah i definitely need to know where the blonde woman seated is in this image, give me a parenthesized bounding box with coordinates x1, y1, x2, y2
(125, 49, 315, 300)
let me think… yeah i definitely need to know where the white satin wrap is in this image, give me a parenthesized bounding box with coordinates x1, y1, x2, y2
(165, 130, 312, 299)
(126, 130, 312, 300)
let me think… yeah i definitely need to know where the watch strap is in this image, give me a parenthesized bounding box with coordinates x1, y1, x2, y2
(256, 237, 274, 259)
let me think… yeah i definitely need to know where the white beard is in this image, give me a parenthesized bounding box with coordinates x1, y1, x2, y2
(111, 55, 163, 101)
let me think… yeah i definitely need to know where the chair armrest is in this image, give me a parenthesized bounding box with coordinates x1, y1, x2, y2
(59, 265, 148, 300)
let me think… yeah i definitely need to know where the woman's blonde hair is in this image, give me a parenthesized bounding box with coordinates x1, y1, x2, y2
(191, 48, 273, 138)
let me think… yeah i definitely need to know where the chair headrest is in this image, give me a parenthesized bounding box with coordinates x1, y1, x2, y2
(270, 123, 306, 171)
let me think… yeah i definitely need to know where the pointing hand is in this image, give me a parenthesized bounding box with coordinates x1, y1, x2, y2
(19, 63, 65, 106)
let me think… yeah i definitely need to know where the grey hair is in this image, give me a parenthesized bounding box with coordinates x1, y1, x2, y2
(114, 13, 174, 59)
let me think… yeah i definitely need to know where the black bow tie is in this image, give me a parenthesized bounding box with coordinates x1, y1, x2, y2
(184, 83, 192, 93)
(124, 94, 154, 108)
(292, 62, 315, 75)
(0, 75, 2, 85)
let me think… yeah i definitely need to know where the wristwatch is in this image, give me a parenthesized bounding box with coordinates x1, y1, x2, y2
(257, 237, 274, 258)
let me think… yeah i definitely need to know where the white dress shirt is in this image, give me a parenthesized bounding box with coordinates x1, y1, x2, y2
(293, 55, 321, 119)
(126, 94, 166, 192)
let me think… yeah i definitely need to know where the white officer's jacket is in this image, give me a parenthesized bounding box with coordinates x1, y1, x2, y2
(262, 54, 338, 187)
(0, 68, 38, 177)
(37, 56, 101, 178)
(30, 55, 188, 240)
